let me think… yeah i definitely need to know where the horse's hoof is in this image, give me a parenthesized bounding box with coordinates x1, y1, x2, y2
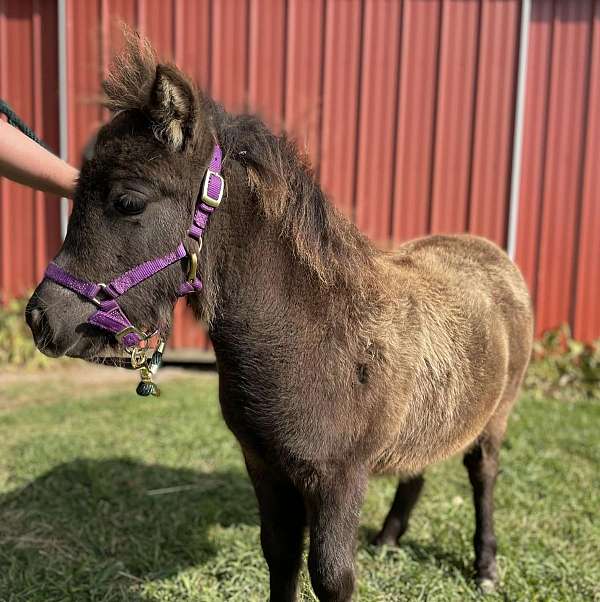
(371, 531, 397, 547)
(477, 578, 497, 594)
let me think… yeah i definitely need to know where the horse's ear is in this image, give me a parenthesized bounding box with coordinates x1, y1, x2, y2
(147, 64, 197, 151)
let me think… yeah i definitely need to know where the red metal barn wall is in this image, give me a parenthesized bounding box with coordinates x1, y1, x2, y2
(516, 0, 600, 341)
(0, 1, 599, 346)
(0, 0, 62, 302)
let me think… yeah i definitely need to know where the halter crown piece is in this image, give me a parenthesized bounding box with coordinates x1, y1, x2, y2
(43, 145, 224, 397)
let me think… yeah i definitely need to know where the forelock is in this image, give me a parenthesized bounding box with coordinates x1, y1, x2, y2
(102, 28, 157, 114)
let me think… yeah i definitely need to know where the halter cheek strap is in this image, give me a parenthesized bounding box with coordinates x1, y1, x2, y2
(43, 144, 223, 351)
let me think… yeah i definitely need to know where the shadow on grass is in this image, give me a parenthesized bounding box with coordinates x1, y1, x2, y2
(0, 457, 257, 598)
(360, 526, 473, 582)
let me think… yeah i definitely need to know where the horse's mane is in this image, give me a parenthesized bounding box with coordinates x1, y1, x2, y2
(102, 29, 378, 291)
(215, 110, 378, 289)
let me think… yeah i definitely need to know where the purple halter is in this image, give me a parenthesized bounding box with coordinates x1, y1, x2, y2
(43, 144, 223, 357)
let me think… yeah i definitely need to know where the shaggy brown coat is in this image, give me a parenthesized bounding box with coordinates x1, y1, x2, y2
(27, 34, 534, 602)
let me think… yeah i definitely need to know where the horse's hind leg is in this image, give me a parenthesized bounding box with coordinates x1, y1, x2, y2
(372, 474, 424, 546)
(463, 432, 501, 592)
(463, 370, 522, 592)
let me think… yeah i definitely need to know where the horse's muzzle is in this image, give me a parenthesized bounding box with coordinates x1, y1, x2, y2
(25, 298, 65, 357)
(25, 280, 93, 358)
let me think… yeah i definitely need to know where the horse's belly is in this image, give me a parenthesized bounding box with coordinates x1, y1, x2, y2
(372, 382, 505, 475)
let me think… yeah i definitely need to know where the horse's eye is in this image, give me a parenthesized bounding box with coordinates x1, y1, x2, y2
(114, 194, 146, 216)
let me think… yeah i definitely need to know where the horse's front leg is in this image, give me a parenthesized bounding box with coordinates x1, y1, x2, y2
(245, 454, 306, 602)
(305, 467, 368, 602)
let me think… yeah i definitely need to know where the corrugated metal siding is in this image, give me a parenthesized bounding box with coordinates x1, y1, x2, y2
(430, 0, 482, 237)
(1, 0, 599, 342)
(391, 0, 441, 243)
(285, 0, 324, 166)
(516, 0, 599, 338)
(319, 0, 362, 219)
(354, 0, 402, 243)
(515, 0, 553, 315)
(0, 0, 61, 300)
(211, 0, 248, 112)
(574, 0, 600, 341)
(469, 0, 520, 243)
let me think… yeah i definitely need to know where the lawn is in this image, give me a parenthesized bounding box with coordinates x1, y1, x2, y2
(0, 366, 598, 601)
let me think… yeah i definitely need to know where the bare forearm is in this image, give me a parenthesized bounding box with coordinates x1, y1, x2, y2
(0, 120, 78, 198)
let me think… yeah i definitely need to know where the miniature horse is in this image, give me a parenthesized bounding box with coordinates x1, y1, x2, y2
(26, 35, 533, 601)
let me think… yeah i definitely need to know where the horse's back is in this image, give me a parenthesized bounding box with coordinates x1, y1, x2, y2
(396, 234, 532, 335)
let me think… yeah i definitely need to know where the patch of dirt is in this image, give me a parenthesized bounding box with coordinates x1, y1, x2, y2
(0, 364, 207, 410)
(0, 363, 190, 387)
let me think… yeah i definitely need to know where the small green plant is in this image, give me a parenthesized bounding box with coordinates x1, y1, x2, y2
(525, 324, 600, 401)
(0, 294, 49, 369)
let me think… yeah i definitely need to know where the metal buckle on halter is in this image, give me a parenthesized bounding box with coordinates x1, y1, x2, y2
(201, 170, 224, 208)
(186, 252, 198, 283)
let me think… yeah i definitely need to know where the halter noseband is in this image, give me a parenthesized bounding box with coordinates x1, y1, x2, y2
(43, 145, 224, 396)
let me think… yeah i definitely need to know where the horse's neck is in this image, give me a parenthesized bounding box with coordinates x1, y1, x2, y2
(194, 165, 298, 327)
(195, 159, 381, 339)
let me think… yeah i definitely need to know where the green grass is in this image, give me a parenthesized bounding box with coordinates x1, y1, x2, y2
(0, 370, 598, 601)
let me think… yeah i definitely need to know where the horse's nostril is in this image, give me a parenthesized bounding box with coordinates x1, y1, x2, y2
(26, 307, 47, 339)
(25, 304, 64, 357)
(25, 301, 73, 358)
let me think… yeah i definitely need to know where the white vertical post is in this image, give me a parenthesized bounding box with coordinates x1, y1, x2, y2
(58, 0, 69, 239)
(506, 0, 532, 260)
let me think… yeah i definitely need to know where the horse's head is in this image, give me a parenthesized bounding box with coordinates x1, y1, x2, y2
(26, 33, 215, 362)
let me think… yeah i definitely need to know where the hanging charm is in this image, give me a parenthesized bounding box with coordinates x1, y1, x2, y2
(135, 339, 166, 397)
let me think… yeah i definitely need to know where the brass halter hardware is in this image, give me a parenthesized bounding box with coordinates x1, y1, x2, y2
(134, 338, 166, 397)
(187, 252, 198, 283)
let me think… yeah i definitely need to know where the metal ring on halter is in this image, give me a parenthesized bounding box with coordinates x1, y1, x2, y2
(91, 283, 108, 307)
(130, 347, 148, 369)
(115, 325, 149, 347)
